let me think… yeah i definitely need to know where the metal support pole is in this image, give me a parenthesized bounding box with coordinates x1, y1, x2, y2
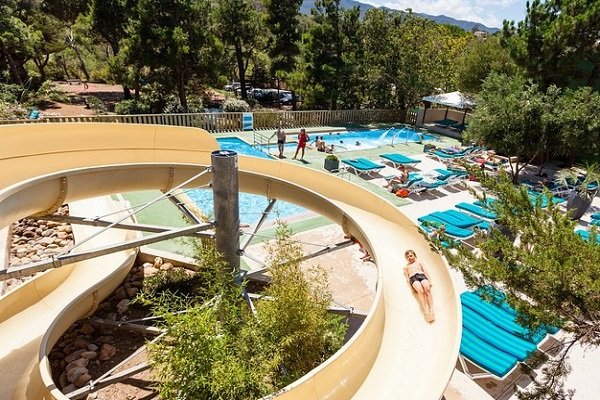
(211, 150, 240, 272)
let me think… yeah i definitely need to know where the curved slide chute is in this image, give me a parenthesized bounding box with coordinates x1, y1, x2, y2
(0, 124, 461, 399)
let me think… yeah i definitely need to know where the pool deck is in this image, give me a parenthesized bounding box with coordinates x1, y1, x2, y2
(120, 126, 600, 399)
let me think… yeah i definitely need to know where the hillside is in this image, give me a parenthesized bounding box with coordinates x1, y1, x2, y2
(300, 0, 501, 33)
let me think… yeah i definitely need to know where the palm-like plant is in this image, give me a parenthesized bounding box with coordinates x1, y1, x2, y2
(554, 162, 600, 219)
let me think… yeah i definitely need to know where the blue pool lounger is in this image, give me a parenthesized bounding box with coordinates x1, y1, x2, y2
(455, 202, 497, 220)
(379, 153, 421, 168)
(459, 291, 557, 380)
(342, 157, 385, 178)
(417, 215, 475, 239)
(576, 229, 600, 244)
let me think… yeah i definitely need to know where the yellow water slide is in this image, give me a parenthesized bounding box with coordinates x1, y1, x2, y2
(0, 124, 461, 399)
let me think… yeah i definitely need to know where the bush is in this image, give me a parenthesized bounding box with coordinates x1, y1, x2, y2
(148, 223, 346, 399)
(84, 95, 108, 114)
(222, 98, 250, 112)
(163, 96, 204, 114)
(0, 83, 22, 103)
(114, 99, 151, 115)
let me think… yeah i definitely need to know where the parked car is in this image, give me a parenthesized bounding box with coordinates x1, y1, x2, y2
(224, 82, 240, 91)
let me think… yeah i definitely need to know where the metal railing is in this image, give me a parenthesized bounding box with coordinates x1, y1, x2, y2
(0, 109, 407, 133)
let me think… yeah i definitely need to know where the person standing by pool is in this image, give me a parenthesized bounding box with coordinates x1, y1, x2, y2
(270, 125, 287, 158)
(292, 128, 310, 160)
(404, 249, 434, 322)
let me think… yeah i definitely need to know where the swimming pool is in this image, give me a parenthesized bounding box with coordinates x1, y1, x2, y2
(187, 137, 309, 224)
(186, 189, 309, 226)
(318, 127, 437, 152)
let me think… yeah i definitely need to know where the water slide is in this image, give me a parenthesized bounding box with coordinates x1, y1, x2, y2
(0, 124, 461, 399)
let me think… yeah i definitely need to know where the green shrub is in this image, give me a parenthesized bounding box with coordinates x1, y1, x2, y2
(0, 83, 22, 103)
(148, 224, 347, 399)
(114, 99, 151, 115)
(222, 98, 250, 112)
(84, 95, 108, 114)
(163, 96, 204, 113)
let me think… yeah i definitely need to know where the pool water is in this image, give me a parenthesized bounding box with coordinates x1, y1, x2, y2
(187, 189, 309, 226)
(187, 137, 309, 224)
(318, 127, 436, 152)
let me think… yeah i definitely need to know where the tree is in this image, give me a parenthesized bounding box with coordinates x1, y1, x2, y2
(214, 0, 262, 100)
(301, 0, 345, 109)
(464, 73, 549, 183)
(360, 9, 469, 110)
(444, 170, 600, 399)
(0, 0, 36, 85)
(550, 87, 600, 165)
(90, 0, 132, 98)
(264, 0, 303, 76)
(455, 35, 517, 93)
(502, 0, 600, 91)
(128, 0, 220, 111)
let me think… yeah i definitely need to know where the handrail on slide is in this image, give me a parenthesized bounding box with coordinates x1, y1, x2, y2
(0, 123, 461, 400)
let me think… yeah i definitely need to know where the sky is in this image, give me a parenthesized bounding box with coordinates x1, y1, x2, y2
(359, 0, 529, 29)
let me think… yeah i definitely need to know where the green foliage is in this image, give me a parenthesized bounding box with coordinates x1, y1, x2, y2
(0, 83, 22, 103)
(214, 0, 263, 100)
(455, 36, 518, 93)
(467, 73, 600, 175)
(148, 224, 346, 399)
(359, 9, 470, 110)
(443, 170, 600, 398)
(465, 73, 548, 181)
(264, 0, 304, 76)
(84, 95, 108, 114)
(222, 98, 250, 112)
(114, 99, 150, 115)
(502, 0, 600, 91)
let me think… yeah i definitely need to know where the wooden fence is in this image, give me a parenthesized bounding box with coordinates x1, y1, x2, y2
(0, 109, 407, 133)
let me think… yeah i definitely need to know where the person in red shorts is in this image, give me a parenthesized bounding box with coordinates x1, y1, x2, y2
(292, 128, 310, 160)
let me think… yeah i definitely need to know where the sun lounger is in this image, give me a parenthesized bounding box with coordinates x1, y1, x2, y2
(434, 118, 459, 128)
(433, 168, 466, 180)
(590, 213, 600, 220)
(459, 291, 556, 380)
(576, 229, 600, 244)
(462, 304, 537, 360)
(379, 153, 421, 168)
(455, 202, 497, 220)
(417, 215, 475, 239)
(527, 190, 565, 207)
(433, 210, 491, 231)
(341, 157, 385, 178)
(460, 325, 519, 378)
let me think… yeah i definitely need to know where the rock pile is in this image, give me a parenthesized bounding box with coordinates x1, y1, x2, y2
(50, 260, 163, 395)
(7, 205, 74, 291)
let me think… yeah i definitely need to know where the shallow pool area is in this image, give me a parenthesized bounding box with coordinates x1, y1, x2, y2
(185, 137, 310, 224)
(186, 189, 310, 226)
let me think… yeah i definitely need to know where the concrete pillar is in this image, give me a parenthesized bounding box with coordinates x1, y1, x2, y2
(211, 150, 240, 272)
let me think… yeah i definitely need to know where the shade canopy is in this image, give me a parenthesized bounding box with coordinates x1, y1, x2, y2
(422, 91, 475, 110)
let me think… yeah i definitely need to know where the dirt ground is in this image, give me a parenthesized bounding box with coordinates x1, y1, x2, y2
(39, 81, 124, 117)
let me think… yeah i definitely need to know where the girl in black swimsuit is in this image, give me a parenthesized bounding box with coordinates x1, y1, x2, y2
(404, 250, 434, 322)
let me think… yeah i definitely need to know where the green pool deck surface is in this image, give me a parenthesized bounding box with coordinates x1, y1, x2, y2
(121, 125, 461, 258)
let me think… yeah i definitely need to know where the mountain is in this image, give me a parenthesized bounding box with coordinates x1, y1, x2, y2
(300, 0, 500, 34)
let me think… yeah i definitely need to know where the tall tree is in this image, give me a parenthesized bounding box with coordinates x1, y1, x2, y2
(455, 35, 517, 93)
(302, 0, 345, 109)
(215, 0, 261, 100)
(264, 0, 303, 78)
(128, 0, 220, 110)
(0, 0, 36, 85)
(502, 0, 600, 91)
(90, 0, 132, 97)
(464, 73, 549, 183)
